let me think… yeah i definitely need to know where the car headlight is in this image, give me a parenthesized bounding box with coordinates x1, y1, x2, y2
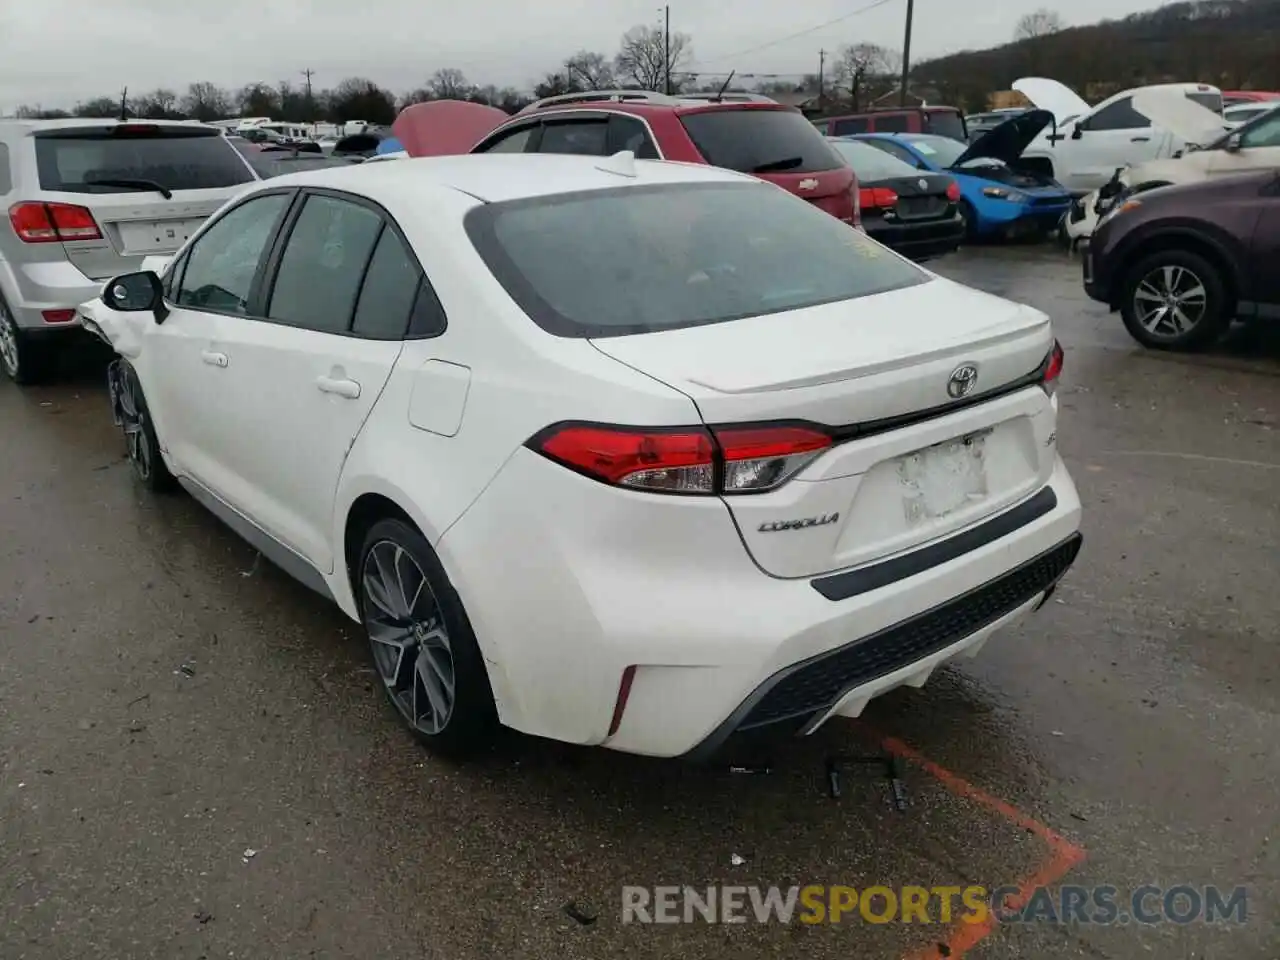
(1097, 198, 1141, 229)
(981, 186, 1026, 202)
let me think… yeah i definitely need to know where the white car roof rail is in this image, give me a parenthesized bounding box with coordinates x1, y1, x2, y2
(524, 90, 680, 111)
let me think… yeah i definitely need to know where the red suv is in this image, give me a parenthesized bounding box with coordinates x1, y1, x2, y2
(398, 91, 859, 226)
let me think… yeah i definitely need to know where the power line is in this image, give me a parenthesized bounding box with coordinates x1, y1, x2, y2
(687, 0, 901, 68)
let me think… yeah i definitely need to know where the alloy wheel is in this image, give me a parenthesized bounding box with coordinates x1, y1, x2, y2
(1132, 264, 1208, 338)
(116, 375, 153, 482)
(361, 539, 456, 736)
(0, 306, 19, 379)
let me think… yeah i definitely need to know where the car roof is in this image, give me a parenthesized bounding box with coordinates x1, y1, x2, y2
(258, 152, 756, 205)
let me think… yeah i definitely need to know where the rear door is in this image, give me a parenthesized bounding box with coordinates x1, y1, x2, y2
(29, 123, 256, 281)
(1066, 97, 1159, 191)
(678, 106, 856, 222)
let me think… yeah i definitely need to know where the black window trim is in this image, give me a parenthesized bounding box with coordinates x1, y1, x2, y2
(165, 186, 300, 321)
(475, 108, 668, 160)
(252, 185, 449, 341)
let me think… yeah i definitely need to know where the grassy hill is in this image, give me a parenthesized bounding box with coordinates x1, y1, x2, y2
(913, 0, 1280, 110)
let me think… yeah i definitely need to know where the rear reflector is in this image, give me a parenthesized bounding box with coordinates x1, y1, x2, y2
(946, 180, 962, 202)
(41, 309, 77, 324)
(530, 422, 832, 495)
(858, 186, 898, 209)
(608, 665, 638, 737)
(8, 202, 103, 243)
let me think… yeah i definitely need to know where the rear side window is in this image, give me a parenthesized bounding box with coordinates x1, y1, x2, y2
(465, 181, 926, 339)
(680, 109, 841, 174)
(873, 114, 910, 133)
(1186, 92, 1223, 115)
(268, 195, 383, 334)
(33, 127, 255, 194)
(830, 117, 869, 135)
(924, 111, 966, 141)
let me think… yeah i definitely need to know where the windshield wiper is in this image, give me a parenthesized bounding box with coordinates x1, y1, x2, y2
(83, 177, 173, 199)
(752, 156, 804, 173)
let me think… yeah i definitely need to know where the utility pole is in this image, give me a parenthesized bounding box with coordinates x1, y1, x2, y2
(301, 68, 316, 123)
(899, 0, 914, 107)
(818, 49, 826, 109)
(663, 5, 672, 95)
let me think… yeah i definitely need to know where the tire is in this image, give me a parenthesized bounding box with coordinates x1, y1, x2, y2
(1119, 249, 1231, 352)
(958, 199, 980, 240)
(114, 361, 176, 492)
(358, 517, 497, 759)
(0, 295, 54, 386)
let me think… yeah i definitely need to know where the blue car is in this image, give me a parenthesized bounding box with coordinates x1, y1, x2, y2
(847, 111, 1072, 240)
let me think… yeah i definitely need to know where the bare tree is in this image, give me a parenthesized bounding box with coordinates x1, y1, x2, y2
(831, 43, 898, 110)
(180, 82, 231, 121)
(74, 97, 122, 118)
(428, 68, 472, 100)
(1014, 8, 1066, 40)
(134, 88, 180, 119)
(564, 50, 616, 90)
(614, 24, 691, 92)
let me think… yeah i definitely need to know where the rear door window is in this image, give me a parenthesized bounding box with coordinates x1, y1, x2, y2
(872, 114, 910, 133)
(606, 115, 660, 159)
(924, 111, 966, 141)
(680, 109, 841, 174)
(33, 125, 255, 194)
(830, 117, 869, 135)
(537, 119, 610, 155)
(351, 227, 423, 340)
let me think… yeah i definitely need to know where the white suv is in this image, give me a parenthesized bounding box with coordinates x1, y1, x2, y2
(83, 153, 1083, 759)
(0, 118, 256, 383)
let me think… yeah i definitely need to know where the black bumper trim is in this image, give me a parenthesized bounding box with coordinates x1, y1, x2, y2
(812, 486, 1058, 602)
(681, 532, 1082, 762)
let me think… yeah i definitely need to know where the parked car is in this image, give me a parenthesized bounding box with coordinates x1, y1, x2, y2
(964, 109, 1028, 141)
(1223, 102, 1276, 126)
(813, 106, 968, 142)
(1062, 93, 1272, 245)
(825, 137, 964, 260)
(1082, 171, 1280, 351)
(0, 117, 257, 384)
(1013, 77, 1223, 194)
(384, 90, 861, 225)
(1221, 90, 1280, 108)
(80, 153, 1081, 759)
(854, 110, 1073, 240)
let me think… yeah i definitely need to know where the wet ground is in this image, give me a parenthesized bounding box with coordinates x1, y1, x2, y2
(2, 244, 1278, 959)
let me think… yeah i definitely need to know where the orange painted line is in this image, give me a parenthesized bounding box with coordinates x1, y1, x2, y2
(871, 734, 1088, 959)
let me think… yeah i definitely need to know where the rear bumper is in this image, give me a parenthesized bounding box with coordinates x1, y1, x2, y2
(441, 447, 1083, 759)
(0, 258, 102, 331)
(866, 217, 965, 260)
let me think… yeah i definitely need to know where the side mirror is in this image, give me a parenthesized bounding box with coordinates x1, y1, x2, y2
(102, 271, 168, 323)
(1071, 126, 1084, 140)
(1225, 132, 1243, 152)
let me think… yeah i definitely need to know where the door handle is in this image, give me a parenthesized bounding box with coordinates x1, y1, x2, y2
(201, 350, 228, 368)
(316, 376, 361, 399)
(1130, 136, 1151, 142)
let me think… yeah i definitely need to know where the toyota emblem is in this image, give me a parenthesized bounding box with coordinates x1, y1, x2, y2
(947, 363, 979, 399)
(917, 178, 928, 190)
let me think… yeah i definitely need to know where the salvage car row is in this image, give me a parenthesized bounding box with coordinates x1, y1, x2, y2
(2, 92, 1086, 761)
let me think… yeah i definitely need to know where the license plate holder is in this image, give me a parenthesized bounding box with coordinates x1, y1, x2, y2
(897, 431, 990, 525)
(117, 218, 201, 254)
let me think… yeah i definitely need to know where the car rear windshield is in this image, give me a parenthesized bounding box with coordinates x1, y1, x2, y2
(679, 108, 842, 174)
(922, 110, 966, 141)
(828, 139, 920, 179)
(33, 126, 255, 193)
(465, 181, 928, 339)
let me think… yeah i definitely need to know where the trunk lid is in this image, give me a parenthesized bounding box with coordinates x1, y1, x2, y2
(867, 173, 955, 221)
(590, 278, 1058, 579)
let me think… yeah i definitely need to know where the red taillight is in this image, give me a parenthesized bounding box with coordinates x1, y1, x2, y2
(531, 422, 833, 495)
(608, 665, 637, 737)
(858, 186, 898, 210)
(945, 180, 961, 202)
(114, 123, 159, 135)
(1042, 340, 1064, 394)
(41, 309, 77, 324)
(8, 202, 102, 243)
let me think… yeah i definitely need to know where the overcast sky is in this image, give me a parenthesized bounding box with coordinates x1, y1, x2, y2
(2, 0, 1177, 109)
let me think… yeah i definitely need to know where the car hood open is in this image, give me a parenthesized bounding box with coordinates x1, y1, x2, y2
(951, 109, 1055, 167)
(391, 100, 511, 157)
(1012, 78, 1091, 125)
(1131, 89, 1228, 146)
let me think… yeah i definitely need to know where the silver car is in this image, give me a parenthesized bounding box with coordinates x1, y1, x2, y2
(0, 118, 257, 383)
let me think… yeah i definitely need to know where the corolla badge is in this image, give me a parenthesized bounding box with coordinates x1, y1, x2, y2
(947, 363, 979, 399)
(798, 178, 819, 191)
(758, 513, 839, 533)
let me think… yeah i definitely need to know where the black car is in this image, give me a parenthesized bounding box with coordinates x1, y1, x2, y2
(826, 137, 965, 261)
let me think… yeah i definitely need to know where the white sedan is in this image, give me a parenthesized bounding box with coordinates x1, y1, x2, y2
(82, 153, 1082, 759)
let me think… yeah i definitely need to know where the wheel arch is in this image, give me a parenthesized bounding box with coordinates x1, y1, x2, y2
(1110, 228, 1241, 312)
